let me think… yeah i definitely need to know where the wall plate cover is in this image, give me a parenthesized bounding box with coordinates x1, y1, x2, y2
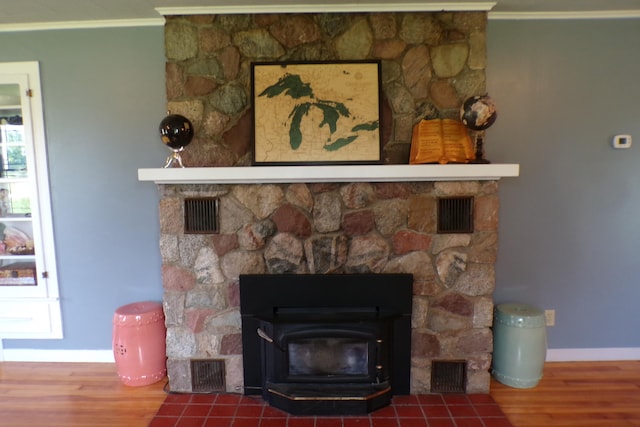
(612, 134, 632, 149)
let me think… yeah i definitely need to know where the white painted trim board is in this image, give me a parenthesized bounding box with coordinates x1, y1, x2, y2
(1, 348, 638, 363)
(546, 348, 640, 362)
(1, 349, 114, 363)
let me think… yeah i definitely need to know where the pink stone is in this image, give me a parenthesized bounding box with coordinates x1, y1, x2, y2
(165, 62, 184, 100)
(455, 328, 493, 354)
(222, 109, 252, 158)
(184, 75, 217, 97)
(342, 210, 375, 236)
(210, 234, 239, 256)
(185, 308, 214, 333)
(221, 333, 243, 355)
(309, 183, 340, 193)
(162, 265, 196, 291)
(474, 195, 499, 231)
(198, 27, 231, 54)
(218, 46, 240, 81)
(227, 280, 240, 307)
(372, 40, 407, 59)
(374, 182, 412, 200)
(432, 293, 473, 317)
(429, 80, 460, 110)
(411, 331, 440, 358)
(272, 204, 312, 238)
(392, 230, 431, 254)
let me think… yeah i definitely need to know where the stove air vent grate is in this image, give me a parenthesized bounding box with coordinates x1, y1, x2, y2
(431, 360, 467, 393)
(191, 359, 225, 393)
(437, 197, 474, 234)
(184, 197, 219, 234)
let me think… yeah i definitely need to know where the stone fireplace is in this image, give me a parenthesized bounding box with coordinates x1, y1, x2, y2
(142, 7, 519, 398)
(152, 174, 512, 395)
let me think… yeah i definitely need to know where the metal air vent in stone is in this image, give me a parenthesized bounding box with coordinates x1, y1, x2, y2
(437, 197, 474, 234)
(431, 360, 467, 393)
(184, 197, 219, 234)
(191, 359, 226, 393)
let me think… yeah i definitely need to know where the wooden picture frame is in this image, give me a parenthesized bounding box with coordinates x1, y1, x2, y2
(251, 61, 382, 166)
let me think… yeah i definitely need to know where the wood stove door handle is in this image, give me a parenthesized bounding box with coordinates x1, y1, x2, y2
(257, 328, 284, 351)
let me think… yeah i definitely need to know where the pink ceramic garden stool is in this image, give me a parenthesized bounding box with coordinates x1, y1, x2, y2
(112, 301, 167, 386)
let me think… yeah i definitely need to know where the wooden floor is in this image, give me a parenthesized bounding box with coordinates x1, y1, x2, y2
(0, 361, 639, 427)
(0, 362, 166, 427)
(491, 360, 640, 427)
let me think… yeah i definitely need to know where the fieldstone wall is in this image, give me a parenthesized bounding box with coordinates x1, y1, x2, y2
(160, 11, 496, 395)
(163, 11, 487, 166)
(160, 180, 498, 394)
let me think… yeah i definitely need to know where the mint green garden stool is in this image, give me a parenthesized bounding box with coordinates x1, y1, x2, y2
(492, 303, 547, 388)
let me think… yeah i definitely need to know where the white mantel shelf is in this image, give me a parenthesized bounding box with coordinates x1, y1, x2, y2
(138, 164, 519, 184)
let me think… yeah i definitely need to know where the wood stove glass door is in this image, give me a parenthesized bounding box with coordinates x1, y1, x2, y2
(288, 336, 369, 377)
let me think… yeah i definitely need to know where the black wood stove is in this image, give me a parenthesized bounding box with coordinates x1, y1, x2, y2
(239, 274, 412, 415)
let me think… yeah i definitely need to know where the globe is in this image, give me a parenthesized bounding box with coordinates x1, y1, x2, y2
(159, 114, 194, 150)
(460, 95, 497, 131)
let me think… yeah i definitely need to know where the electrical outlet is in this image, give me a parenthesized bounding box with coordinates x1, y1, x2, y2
(545, 309, 555, 327)
(612, 134, 632, 149)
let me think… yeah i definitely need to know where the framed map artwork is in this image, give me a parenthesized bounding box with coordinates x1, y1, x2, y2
(251, 61, 382, 165)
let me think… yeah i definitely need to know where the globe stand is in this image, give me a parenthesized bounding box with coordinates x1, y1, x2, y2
(159, 113, 194, 168)
(460, 95, 497, 164)
(164, 147, 186, 168)
(470, 135, 490, 164)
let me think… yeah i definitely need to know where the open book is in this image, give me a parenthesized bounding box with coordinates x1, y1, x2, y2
(409, 119, 475, 164)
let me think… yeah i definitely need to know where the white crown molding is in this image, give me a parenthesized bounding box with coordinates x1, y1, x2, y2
(0, 5, 637, 32)
(490, 9, 640, 20)
(155, 2, 496, 15)
(0, 18, 164, 33)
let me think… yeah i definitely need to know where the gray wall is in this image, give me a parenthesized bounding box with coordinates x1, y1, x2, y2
(0, 26, 167, 350)
(487, 19, 640, 349)
(2, 17, 639, 353)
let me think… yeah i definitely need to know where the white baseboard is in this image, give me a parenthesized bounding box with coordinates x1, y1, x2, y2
(0, 347, 638, 364)
(0, 348, 114, 363)
(547, 347, 640, 362)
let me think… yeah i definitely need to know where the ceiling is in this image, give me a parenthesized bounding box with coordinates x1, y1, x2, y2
(0, 0, 638, 30)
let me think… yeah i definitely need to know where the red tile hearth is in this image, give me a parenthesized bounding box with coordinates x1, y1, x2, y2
(149, 393, 513, 427)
